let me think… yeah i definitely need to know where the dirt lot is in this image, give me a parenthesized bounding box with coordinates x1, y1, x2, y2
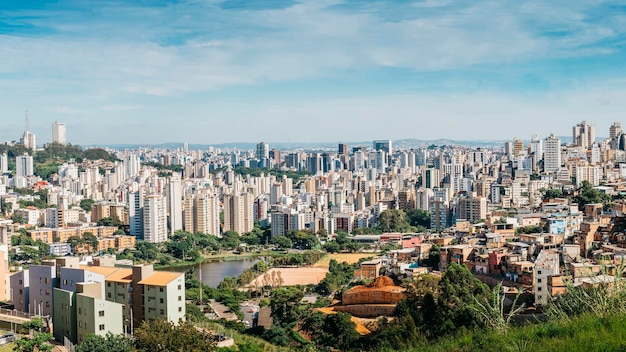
(249, 267, 329, 287)
(312, 253, 376, 268)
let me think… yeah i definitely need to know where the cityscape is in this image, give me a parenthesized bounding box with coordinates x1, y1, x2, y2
(1, 119, 626, 351)
(3, 0, 626, 351)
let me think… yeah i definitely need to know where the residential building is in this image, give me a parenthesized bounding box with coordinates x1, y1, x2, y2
(52, 121, 67, 145)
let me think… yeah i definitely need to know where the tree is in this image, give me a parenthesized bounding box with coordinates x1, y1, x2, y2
(16, 318, 53, 352)
(574, 181, 610, 210)
(318, 312, 360, 350)
(376, 209, 411, 232)
(97, 216, 124, 227)
(405, 209, 431, 229)
(270, 286, 305, 327)
(2, 201, 13, 215)
(271, 235, 292, 249)
(540, 187, 564, 201)
(79, 198, 95, 212)
(220, 231, 241, 250)
(133, 319, 216, 352)
(76, 333, 132, 352)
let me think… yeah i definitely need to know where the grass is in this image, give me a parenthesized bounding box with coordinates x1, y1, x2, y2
(312, 253, 375, 268)
(385, 313, 626, 352)
(0, 343, 14, 352)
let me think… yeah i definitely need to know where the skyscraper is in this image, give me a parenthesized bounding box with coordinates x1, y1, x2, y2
(610, 122, 622, 139)
(0, 153, 8, 174)
(21, 131, 36, 151)
(52, 121, 67, 145)
(143, 195, 167, 243)
(338, 143, 348, 155)
(223, 193, 254, 234)
(16, 153, 34, 177)
(167, 176, 183, 234)
(256, 142, 269, 160)
(373, 140, 392, 154)
(572, 121, 595, 149)
(544, 134, 562, 173)
(128, 191, 144, 239)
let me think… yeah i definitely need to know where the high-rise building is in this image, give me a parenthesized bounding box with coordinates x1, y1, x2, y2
(16, 153, 34, 177)
(256, 142, 269, 160)
(572, 121, 595, 149)
(167, 176, 183, 234)
(457, 197, 487, 223)
(373, 140, 392, 154)
(52, 121, 67, 145)
(338, 143, 348, 155)
(544, 134, 562, 173)
(191, 192, 220, 236)
(21, 131, 36, 151)
(513, 138, 524, 157)
(0, 153, 8, 174)
(223, 193, 254, 234)
(125, 154, 140, 180)
(128, 191, 144, 239)
(610, 122, 622, 139)
(143, 195, 167, 243)
(529, 135, 543, 160)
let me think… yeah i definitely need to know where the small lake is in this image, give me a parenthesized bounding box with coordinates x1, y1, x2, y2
(175, 258, 260, 288)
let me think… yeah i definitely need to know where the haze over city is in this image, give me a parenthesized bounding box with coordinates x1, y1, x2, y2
(1, 0, 625, 144)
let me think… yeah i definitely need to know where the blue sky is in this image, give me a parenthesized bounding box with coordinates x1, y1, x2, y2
(1, 0, 626, 145)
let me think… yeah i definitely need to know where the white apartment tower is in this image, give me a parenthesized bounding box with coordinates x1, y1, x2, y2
(0, 153, 8, 174)
(143, 195, 167, 243)
(572, 121, 595, 149)
(52, 121, 67, 145)
(16, 154, 34, 177)
(544, 134, 561, 173)
(21, 131, 36, 151)
(167, 176, 183, 234)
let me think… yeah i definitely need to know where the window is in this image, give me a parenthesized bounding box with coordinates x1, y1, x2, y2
(107, 293, 112, 299)
(538, 287, 542, 292)
(160, 298, 164, 304)
(99, 324, 105, 331)
(107, 282, 111, 287)
(46, 301, 50, 308)
(178, 296, 182, 301)
(63, 280, 68, 285)
(99, 311, 105, 317)
(178, 285, 182, 290)
(178, 307, 182, 312)
(45, 278, 50, 284)
(537, 279, 542, 283)
(19, 280, 22, 285)
(160, 309, 164, 315)
(79, 321, 83, 328)
(78, 308, 82, 315)
(160, 287, 164, 292)
(538, 270, 542, 275)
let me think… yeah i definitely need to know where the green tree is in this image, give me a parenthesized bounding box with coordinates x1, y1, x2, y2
(318, 312, 360, 350)
(76, 333, 132, 352)
(271, 235, 292, 249)
(574, 180, 610, 210)
(376, 209, 411, 232)
(405, 209, 431, 228)
(79, 198, 95, 212)
(220, 231, 241, 250)
(133, 319, 216, 352)
(16, 318, 53, 352)
(270, 286, 305, 327)
(540, 187, 564, 201)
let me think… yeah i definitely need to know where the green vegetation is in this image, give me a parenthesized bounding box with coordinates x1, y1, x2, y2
(133, 320, 216, 351)
(375, 209, 431, 233)
(15, 318, 53, 352)
(574, 180, 611, 210)
(314, 258, 363, 295)
(75, 333, 132, 352)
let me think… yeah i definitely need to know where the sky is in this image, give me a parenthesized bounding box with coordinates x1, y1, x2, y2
(1, 0, 626, 145)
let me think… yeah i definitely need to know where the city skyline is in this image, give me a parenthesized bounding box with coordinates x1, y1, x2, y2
(1, 1, 626, 144)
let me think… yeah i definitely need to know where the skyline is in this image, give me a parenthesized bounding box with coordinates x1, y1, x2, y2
(1, 0, 626, 144)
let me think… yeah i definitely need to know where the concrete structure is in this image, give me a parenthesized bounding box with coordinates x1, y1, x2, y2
(223, 193, 254, 234)
(544, 134, 562, 173)
(534, 250, 560, 306)
(52, 121, 67, 145)
(143, 194, 167, 243)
